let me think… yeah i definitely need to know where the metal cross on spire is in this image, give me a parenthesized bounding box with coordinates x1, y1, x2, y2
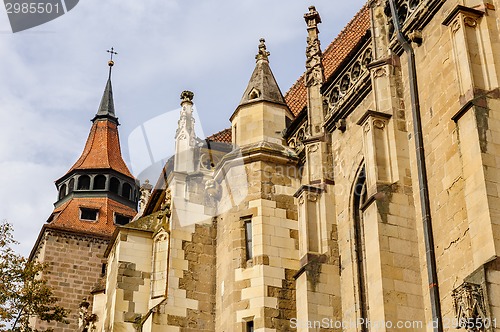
(106, 47, 118, 79)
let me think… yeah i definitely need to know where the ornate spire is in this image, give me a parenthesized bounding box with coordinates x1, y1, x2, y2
(175, 91, 197, 172)
(304, 6, 324, 87)
(175, 90, 196, 142)
(255, 38, 270, 62)
(237, 38, 286, 108)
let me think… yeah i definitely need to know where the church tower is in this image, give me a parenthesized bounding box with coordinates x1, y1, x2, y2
(29, 55, 139, 331)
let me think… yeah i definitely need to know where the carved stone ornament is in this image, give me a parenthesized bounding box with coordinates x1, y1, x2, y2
(304, 6, 324, 87)
(373, 119, 386, 129)
(175, 91, 196, 146)
(256, 38, 270, 62)
(139, 179, 153, 213)
(452, 282, 488, 331)
(180, 90, 194, 103)
(364, 122, 371, 133)
(324, 45, 373, 113)
(373, 67, 387, 78)
(384, 0, 423, 36)
(464, 16, 477, 28)
(287, 121, 309, 152)
(307, 143, 319, 153)
(452, 18, 461, 33)
(307, 193, 318, 202)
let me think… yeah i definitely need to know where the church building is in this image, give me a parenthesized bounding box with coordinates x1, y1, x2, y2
(30, 0, 500, 331)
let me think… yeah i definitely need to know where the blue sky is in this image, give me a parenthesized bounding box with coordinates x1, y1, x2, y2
(0, 0, 366, 255)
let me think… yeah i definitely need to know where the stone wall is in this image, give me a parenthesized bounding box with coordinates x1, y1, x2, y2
(216, 157, 300, 331)
(32, 229, 109, 331)
(153, 223, 217, 331)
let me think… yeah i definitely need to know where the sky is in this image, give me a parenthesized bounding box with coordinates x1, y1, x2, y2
(0, 0, 366, 256)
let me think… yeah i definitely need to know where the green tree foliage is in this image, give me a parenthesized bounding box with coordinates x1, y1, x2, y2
(0, 221, 69, 331)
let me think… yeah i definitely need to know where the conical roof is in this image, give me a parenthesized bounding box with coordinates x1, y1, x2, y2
(61, 77, 133, 179)
(237, 39, 287, 108)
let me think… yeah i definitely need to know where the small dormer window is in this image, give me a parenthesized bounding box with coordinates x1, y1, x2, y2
(80, 208, 98, 221)
(114, 213, 131, 226)
(248, 88, 260, 100)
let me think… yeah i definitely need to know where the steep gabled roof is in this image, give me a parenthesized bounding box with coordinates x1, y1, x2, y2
(285, 4, 370, 116)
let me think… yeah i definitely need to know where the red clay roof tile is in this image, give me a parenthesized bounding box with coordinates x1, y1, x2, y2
(66, 120, 133, 178)
(50, 197, 136, 237)
(285, 4, 370, 116)
(206, 128, 232, 143)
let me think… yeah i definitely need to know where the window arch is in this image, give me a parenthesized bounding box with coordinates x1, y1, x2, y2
(77, 175, 91, 190)
(151, 232, 169, 298)
(110, 177, 120, 194)
(68, 178, 74, 194)
(58, 184, 67, 200)
(353, 165, 368, 331)
(93, 175, 106, 190)
(122, 183, 132, 200)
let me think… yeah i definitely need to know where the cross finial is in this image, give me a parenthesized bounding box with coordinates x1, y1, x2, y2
(106, 47, 118, 79)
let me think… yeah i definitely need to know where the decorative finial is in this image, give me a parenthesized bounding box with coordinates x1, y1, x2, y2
(106, 47, 118, 79)
(304, 6, 322, 28)
(255, 38, 270, 62)
(180, 90, 194, 104)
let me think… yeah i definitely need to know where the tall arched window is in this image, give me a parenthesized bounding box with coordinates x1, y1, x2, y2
(353, 165, 368, 331)
(93, 175, 106, 190)
(77, 175, 91, 190)
(110, 177, 120, 194)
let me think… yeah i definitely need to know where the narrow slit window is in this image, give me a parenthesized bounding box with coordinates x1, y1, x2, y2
(246, 321, 254, 332)
(244, 218, 253, 260)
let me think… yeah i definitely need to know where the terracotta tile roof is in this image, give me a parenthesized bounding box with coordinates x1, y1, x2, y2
(206, 128, 232, 143)
(66, 119, 134, 178)
(284, 4, 370, 116)
(49, 197, 136, 237)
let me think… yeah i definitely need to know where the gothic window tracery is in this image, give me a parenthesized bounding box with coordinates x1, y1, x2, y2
(353, 165, 368, 331)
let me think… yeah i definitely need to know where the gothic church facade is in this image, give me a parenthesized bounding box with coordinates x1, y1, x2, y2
(32, 0, 500, 331)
